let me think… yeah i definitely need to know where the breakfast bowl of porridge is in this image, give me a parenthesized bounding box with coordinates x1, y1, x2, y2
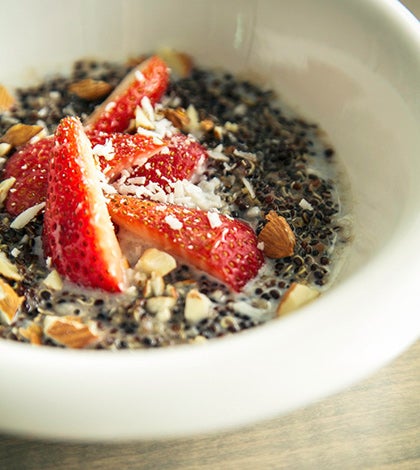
(0, 0, 419, 440)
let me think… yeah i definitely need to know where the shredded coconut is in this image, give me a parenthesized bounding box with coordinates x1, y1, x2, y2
(164, 214, 183, 230)
(208, 144, 230, 162)
(92, 139, 115, 161)
(242, 177, 256, 199)
(207, 211, 222, 229)
(135, 70, 145, 82)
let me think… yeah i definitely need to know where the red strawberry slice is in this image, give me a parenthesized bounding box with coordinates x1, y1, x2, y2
(3, 137, 53, 216)
(86, 55, 169, 133)
(87, 131, 164, 181)
(108, 195, 264, 291)
(129, 132, 208, 186)
(43, 117, 126, 292)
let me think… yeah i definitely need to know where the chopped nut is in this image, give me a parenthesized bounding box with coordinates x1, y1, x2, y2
(155, 308, 171, 322)
(225, 121, 239, 133)
(0, 277, 23, 325)
(43, 316, 99, 349)
(136, 248, 177, 276)
(190, 335, 207, 344)
(258, 211, 296, 258)
(42, 269, 63, 291)
(68, 78, 112, 101)
(0, 142, 12, 157)
(200, 119, 215, 133)
(150, 272, 165, 297)
(0, 177, 15, 208)
(0, 123, 43, 148)
(157, 47, 193, 78)
(165, 284, 178, 299)
(18, 323, 43, 345)
(163, 107, 190, 131)
(213, 125, 225, 140)
(186, 105, 202, 137)
(135, 105, 155, 130)
(0, 251, 22, 281)
(0, 84, 15, 111)
(184, 289, 212, 323)
(276, 283, 320, 317)
(146, 296, 176, 315)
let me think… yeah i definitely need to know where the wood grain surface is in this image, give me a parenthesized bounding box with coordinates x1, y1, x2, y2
(0, 339, 418, 470)
(1, 1, 419, 469)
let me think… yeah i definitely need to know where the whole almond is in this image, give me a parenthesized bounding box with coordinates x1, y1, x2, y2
(0, 85, 15, 111)
(258, 211, 296, 258)
(0, 123, 43, 148)
(68, 78, 112, 101)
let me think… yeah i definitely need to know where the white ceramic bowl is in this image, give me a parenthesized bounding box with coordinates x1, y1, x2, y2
(0, 0, 419, 441)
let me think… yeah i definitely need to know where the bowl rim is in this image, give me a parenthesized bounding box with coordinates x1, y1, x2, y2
(0, 0, 420, 440)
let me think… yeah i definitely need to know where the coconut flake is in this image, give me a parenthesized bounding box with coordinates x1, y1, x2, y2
(164, 214, 183, 230)
(135, 70, 145, 82)
(92, 139, 115, 161)
(207, 211, 222, 229)
(242, 177, 256, 199)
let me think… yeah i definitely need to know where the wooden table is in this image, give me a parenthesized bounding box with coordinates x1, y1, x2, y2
(1, 1, 419, 468)
(0, 339, 418, 469)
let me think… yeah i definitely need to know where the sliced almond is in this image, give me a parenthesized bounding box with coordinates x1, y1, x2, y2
(43, 316, 99, 349)
(184, 289, 212, 323)
(0, 84, 15, 111)
(136, 248, 177, 277)
(157, 48, 193, 78)
(10, 201, 45, 230)
(0, 277, 24, 325)
(68, 78, 112, 101)
(276, 283, 320, 317)
(0, 251, 22, 281)
(19, 323, 43, 345)
(0, 123, 43, 148)
(258, 211, 296, 258)
(0, 176, 16, 208)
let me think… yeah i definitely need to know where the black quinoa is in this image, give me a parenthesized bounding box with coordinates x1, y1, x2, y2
(0, 56, 351, 349)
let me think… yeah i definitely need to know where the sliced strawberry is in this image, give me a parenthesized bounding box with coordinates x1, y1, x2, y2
(3, 137, 53, 216)
(43, 117, 126, 292)
(86, 56, 169, 133)
(108, 195, 264, 291)
(87, 131, 164, 181)
(129, 132, 208, 185)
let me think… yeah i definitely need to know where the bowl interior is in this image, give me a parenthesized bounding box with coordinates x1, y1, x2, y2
(0, 0, 419, 440)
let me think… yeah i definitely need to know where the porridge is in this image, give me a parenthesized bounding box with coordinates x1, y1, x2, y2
(0, 51, 351, 349)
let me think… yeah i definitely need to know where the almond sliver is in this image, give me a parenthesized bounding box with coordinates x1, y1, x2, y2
(0, 277, 24, 325)
(277, 283, 320, 317)
(44, 316, 99, 349)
